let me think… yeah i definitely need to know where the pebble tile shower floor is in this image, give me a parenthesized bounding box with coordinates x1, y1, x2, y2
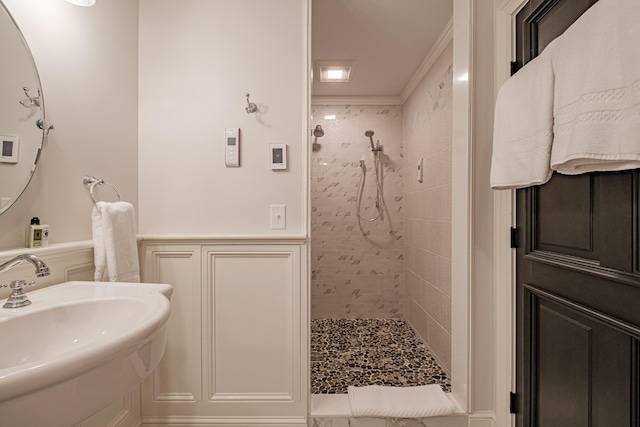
(311, 319, 451, 394)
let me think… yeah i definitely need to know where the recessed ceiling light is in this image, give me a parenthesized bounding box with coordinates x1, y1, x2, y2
(327, 69, 344, 80)
(324, 114, 337, 120)
(315, 61, 355, 83)
(320, 67, 351, 83)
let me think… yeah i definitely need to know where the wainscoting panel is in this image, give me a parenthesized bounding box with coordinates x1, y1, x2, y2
(75, 387, 140, 427)
(0, 242, 95, 299)
(204, 246, 300, 402)
(141, 245, 203, 407)
(139, 238, 308, 425)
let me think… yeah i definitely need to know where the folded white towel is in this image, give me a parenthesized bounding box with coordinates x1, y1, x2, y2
(490, 39, 556, 189)
(550, 0, 640, 174)
(347, 385, 455, 418)
(92, 201, 140, 283)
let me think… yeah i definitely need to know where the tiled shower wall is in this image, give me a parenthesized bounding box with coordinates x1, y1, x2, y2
(402, 42, 454, 372)
(311, 105, 404, 319)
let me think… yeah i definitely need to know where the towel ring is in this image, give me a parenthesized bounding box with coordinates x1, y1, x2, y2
(83, 175, 122, 206)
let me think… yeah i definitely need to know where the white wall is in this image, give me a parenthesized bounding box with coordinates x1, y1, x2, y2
(0, 0, 139, 250)
(138, 0, 307, 236)
(1, 0, 308, 241)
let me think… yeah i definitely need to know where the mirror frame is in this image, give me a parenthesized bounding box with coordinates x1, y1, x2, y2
(0, 0, 47, 216)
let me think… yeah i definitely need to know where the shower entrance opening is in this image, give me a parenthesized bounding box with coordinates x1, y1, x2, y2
(309, 105, 452, 401)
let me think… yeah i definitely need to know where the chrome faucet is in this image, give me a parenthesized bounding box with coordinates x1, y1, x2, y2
(0, 254, 50, 308)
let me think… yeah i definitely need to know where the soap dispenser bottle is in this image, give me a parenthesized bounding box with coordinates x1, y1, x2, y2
(25, 217, 45, 248)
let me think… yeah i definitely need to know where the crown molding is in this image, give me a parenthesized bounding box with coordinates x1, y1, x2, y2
(311, 16, 453, 107)
(400, 17, 454, 103)
(311, 95, 403, 106)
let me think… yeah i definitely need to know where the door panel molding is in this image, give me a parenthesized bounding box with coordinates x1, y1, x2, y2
(523, 251, 640, 289)
(515, 0, 596, 72)
(533, 303, 592, 427)
(524, 284, 640, 339)
(530, 174, 594, 255)
(523, 284, 639, 425)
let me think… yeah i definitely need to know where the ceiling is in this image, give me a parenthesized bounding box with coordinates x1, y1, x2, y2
(312, 0, 453, 99)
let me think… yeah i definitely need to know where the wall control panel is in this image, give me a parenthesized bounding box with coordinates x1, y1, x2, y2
(270, 143, 287, 170)
(225, 128, 240, 167)
(0, 135, 19, 164)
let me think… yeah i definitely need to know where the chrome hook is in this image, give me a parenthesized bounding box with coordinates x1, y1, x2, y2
(19, 87, 41, 108)
(36, 119, 55, 135)
(245, 93, 258, 114)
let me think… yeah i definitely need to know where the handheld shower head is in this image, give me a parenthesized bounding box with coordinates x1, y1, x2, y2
(313, 125, 325, 138)
(365, 130, 375, 150)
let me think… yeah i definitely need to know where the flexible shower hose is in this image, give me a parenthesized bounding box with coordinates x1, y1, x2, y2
(356, 151, 393, 233)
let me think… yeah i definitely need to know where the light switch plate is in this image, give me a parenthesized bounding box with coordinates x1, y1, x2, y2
(270, 205, 286, 229)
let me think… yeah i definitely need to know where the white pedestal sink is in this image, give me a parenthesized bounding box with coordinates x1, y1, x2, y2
(0, 281, 172, 427)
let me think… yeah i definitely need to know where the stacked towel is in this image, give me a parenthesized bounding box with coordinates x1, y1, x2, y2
(550, 0, 640, 174)
(490, 40, 556, 189)
(347, 385, 455, 418)
(92, 201, 140, 283)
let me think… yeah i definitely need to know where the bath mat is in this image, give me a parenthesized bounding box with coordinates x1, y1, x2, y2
(347, 384, 455, 418)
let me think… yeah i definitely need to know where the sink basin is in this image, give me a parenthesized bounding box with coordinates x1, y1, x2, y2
(0, 281, 172, 427)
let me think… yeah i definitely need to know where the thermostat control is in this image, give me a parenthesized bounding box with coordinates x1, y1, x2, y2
(270, 143, 287, 170)
(0, 135, 19, 164)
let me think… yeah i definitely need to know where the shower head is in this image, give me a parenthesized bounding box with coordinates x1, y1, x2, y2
(313, 125, 325, 138)
(365, 130, 375, 150)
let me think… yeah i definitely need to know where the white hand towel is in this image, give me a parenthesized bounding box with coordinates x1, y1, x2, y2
(92, 201, 140, 283)
(550, 0, 640, 174)
(347, 385, 455, 418)
(490, 39, 556, 189)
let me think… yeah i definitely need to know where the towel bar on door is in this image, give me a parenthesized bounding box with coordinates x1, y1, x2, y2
(83, 175, 122, 206)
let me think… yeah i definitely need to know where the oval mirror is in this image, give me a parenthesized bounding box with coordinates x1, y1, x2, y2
(0, 2, 46, 215)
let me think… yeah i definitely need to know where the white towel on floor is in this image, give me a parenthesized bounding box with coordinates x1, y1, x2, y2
(550, 0, 640, 174)
(347, 385, 455, 418)
(92, 201, 140, 283)
(490, 39, 557, 189)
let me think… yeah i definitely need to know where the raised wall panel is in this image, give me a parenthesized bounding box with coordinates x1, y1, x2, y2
(203, 246, 300, 402)
(139, 240, 307, 424)
(141, 245, 202, 406)
(0, 244, 95, 299)
(74, 386, 139, 427)
(65, 262, 95, 282)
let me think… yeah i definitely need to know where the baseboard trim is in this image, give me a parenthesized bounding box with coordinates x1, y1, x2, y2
(469, 411, 496, 427)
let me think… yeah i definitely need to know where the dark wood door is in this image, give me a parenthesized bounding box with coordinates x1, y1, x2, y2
(514, 1, 640, 426)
